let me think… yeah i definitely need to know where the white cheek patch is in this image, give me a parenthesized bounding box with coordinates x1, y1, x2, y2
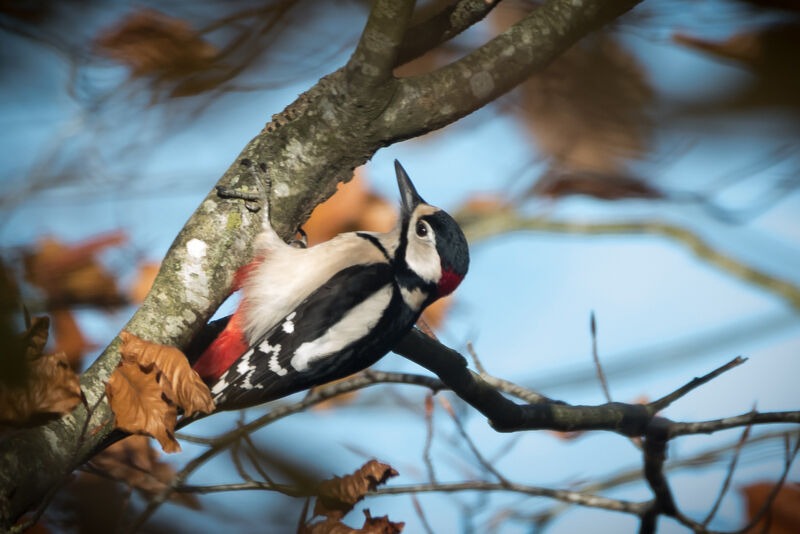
(290, 285, 393, 371)
(405, 231, 440, 284)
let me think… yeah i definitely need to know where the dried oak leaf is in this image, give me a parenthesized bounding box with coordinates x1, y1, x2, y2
(118, 331, 214, 417)
(23, 232, 127, 310)
(0, 317, 82, 426)
(95, 8, 216, 79)
(741, 482, 800, 534)
(314, 460, 399, 520)
(106, 332, 214, 453)
(90, 435, 200, 509)
(302, 509, 404, 534)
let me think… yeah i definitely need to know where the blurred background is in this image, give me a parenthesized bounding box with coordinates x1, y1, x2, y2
(1, 0, 799, 532)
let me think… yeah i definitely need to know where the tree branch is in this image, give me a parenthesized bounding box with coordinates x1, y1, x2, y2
(395, 0, 500, 66)
(458, 210, 800, 311)
(345, 0, 416, 89)
(380, 0, 643, 140)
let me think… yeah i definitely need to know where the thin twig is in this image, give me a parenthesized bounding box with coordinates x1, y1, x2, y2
(439, 396, 510, 486)
(410, 494, 436, 534)
(422, 392, 438, 485)
(467, 342, 552, 404)
(590, 311, 612, 403)
(703, 417, 753, 526)
(650, 357, 747, 412)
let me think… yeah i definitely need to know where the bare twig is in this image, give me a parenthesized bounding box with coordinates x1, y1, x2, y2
(410, 494, 436, 534)
(590, 311, 612, 403)
(670, 411, 800, 437)
(650, 357, 747, 412)
(439, 396, 510, 486)
(703, 419, 753, 526)
(467, 342, 553, 404)
(459, 210, 800, 312)
(423, 392, 438, 484)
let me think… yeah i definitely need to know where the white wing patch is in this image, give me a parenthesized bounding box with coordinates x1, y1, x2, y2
(235, 349, 263, 390)
(282, 312, 296, 334)
(211, 371, 230, 396)
(258, 340, 287, 376)
(400, 286, 427, 312)
(290, 284, 393, 372)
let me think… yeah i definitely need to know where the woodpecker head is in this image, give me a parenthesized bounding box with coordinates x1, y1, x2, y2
(393, 160, 469, 300)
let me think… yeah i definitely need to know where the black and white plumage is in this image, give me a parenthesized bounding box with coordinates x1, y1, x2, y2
(192, 160, 469, 411)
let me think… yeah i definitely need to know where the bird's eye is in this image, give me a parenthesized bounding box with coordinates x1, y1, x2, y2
(416, 221, 428, 237)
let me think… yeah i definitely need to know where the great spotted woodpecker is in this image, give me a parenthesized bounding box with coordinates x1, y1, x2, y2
(190, 160, 469, 411)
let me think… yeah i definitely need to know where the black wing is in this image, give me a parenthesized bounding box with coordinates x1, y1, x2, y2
(210, 262, 416, 410)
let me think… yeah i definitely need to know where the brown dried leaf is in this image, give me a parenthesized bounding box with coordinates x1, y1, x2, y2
(304, 169, 372, 245)
(95, 8, 216, 79)
(0, 350, 81, 426)
(529, 170, 663, 201)
(742, 482, 800, 534)
(106, 355, 180, 453)
(492, 6, 652, 179)
(119, 331, 214, 417)
(0, 316, 81, 425)
(91, 435, 200, 509)
(314, 460, 399, 520)
(302, 509, 404, 534)
(0, 317, 82, 426)
(51, 309, 92, 369)
(107, 332, 214, 453)
(24, 232, 127, 310)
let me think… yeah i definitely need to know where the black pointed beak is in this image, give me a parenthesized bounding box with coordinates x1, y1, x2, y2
(395, 160, 426, 215)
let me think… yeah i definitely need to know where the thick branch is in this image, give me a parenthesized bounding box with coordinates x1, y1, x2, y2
(396, 0, 500, 66)
(395, 329, 656, 435)
(381, 0, 643, 139)
(345, 0, 415, 89)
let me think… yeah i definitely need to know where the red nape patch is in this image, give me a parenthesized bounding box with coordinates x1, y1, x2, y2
(437, 266, 464, 298)
(193, 312, 248, 382)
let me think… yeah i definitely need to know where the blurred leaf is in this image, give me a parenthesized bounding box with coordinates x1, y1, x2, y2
(420, 295, 453, 331)
(304, 168, 397, 245)
(529, 170, 663, 200)
(301, 509, 404, 534)
(313, 460, 399, 520)
(0, 316, 82, 427)
(128, 261, 160, 304)
(673, 24, 800, 111)
(23, 231, 128, 310)
(94, 8, 217, 80)
(90, 435, 200, 509)
(741, 482, 800, 534)
(311, 374, 360, 412)
(492, 6, 652, 182)
(106, 332, 214, 453)
(51, 309, 92, 369)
